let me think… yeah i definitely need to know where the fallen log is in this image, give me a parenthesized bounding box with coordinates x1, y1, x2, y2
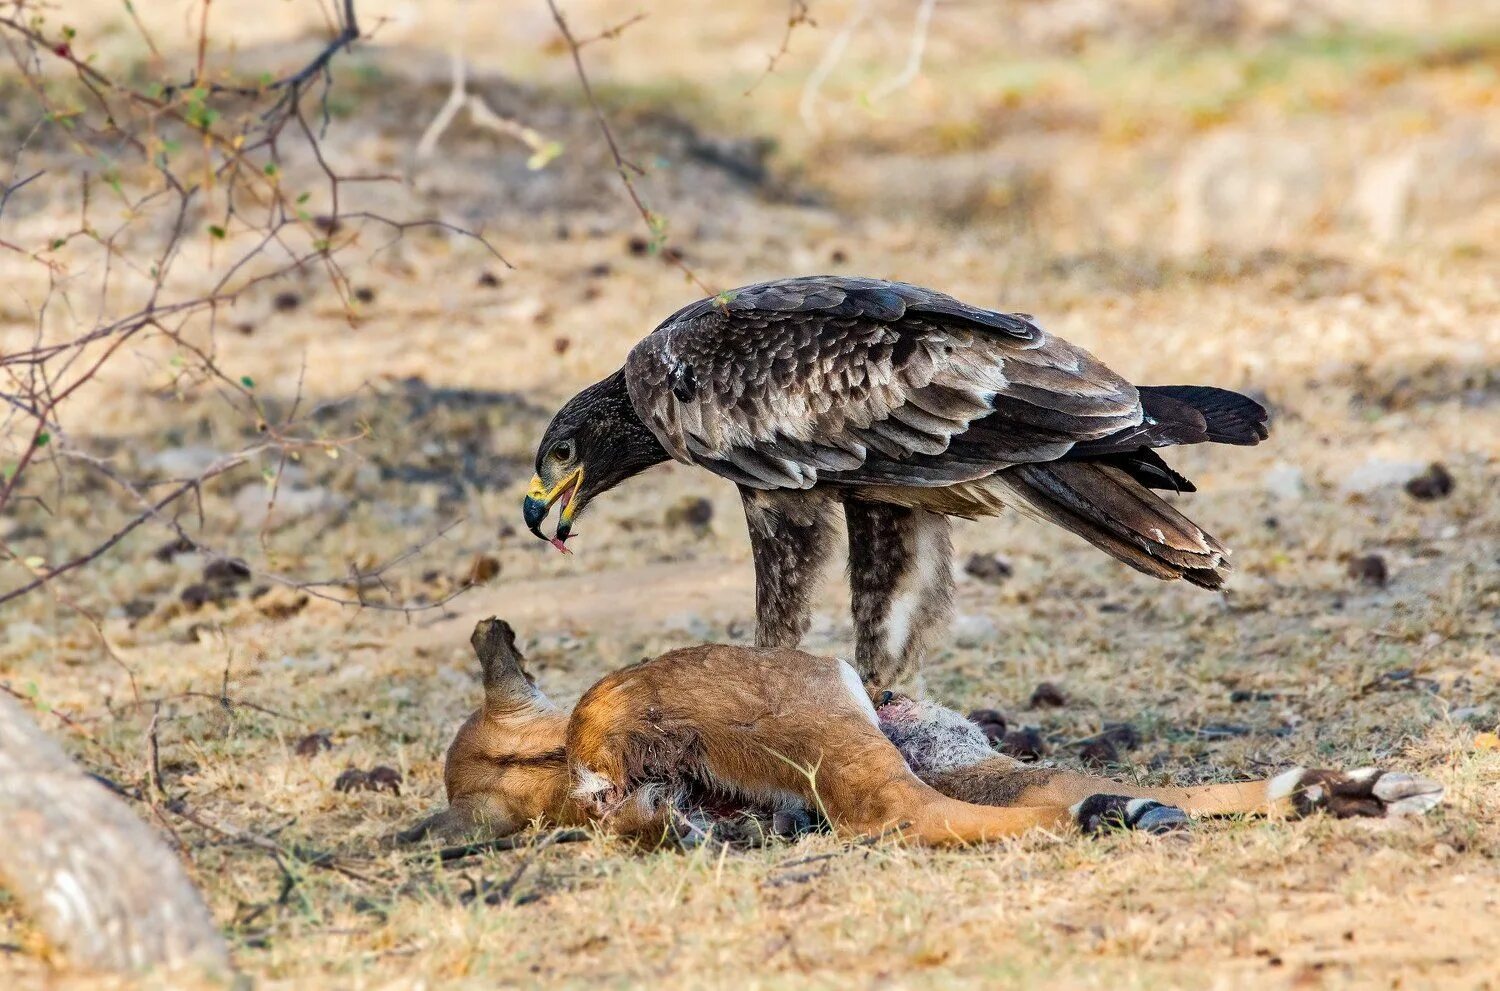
(0, 694, 230, 975)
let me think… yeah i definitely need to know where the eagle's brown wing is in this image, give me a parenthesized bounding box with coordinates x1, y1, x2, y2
(623, 276, 1146, 490)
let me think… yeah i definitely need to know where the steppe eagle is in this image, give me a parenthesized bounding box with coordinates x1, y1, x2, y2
(523, 276, 1268, 690)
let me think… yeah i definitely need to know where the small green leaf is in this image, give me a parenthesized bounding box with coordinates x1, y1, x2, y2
(296, 192, 310, 204)
(208, 224, 226, 239)
(240, 375, 255, 389)
(526, 141, 564, 171)
(50, 238, 64, 250)
(34, 431, 49, 448)
(263, 162, 278, 177)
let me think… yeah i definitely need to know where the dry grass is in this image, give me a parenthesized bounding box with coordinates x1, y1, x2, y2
(2, 1, 1498, 987)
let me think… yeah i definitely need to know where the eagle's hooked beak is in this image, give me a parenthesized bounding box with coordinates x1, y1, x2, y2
(523, 468, 583, 554)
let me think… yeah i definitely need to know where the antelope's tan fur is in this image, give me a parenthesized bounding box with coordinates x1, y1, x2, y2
(409, 620, 1442, 847)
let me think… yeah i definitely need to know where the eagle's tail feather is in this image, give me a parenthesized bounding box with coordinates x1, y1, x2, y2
(1140, 385, 1269, 446)
(998, 462, 1229, 589)
(1066, 386, 1270, 459)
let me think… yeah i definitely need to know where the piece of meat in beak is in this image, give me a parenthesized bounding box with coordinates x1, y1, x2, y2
(522, 469, 582, 554)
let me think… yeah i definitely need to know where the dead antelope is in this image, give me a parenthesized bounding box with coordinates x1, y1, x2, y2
(404, 619, 1443, 847)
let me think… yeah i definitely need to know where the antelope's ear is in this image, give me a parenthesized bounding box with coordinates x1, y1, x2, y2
(470, 617, 535, 698)
(387, 799, 519, 847)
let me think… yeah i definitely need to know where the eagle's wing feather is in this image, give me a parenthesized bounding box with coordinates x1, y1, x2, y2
(624, 276, 1142, 489)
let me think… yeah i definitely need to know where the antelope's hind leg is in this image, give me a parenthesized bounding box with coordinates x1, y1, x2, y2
(987, 764, 1445, 820)
(917, 737, 1443, 820)
(878, 698, 1188, 837)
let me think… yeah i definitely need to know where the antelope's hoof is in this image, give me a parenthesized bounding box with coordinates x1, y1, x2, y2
(1073, 795, 1189, 835)
(1286, 767, 1444, 819)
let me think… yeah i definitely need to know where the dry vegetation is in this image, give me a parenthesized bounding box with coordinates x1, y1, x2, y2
(1, 0, 1498, 987)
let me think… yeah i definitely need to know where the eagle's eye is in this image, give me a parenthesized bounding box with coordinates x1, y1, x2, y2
(551, 440, 575, 463)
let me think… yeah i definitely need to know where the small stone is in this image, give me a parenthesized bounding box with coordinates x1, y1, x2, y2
(1449, 705, 1493, 727)
(1346, 553, 1389, 587)
(963, 552, 1013, 585)
(477, 271, 501, 288)
(1340, 459, 1424, 497)
(233, 483, 344, 528)
(951, 613, 999, 647)
(272, 291, 302, 312)
(1405, 462, 1454, 501)
(354, 286, 376, 304)
(626, 235, 649, 256)
(1262, 462, 1306, 500)
(1195, 723, 1252, 740)
(1029, 682, 1066, 708)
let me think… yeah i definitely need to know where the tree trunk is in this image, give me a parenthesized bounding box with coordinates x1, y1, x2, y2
(0, 694, 231, 975)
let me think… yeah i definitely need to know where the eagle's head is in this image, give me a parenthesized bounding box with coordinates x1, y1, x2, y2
(523, 370, 667, 552)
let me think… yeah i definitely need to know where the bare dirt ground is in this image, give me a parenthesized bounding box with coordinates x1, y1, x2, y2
(2, 1, 1498, 987)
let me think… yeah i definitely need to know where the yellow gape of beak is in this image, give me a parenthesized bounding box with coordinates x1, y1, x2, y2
(522, 468, 583, 553)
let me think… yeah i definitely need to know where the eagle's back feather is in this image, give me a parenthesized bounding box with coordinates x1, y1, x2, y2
(625, 276, 1143, 490)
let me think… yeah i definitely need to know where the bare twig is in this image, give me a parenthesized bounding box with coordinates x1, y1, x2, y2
(543, 0, 715, 297)
(745, 1, 815, 95)
(799, 0, 871, 131)
(0, 0, 500, 613)
(429, 828, 591, 864)
(413, 49, 561, 170)
(867, 0, 936, 102)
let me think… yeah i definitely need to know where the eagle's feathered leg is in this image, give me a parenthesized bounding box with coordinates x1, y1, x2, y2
(845, 499, 954, 695)
(739, 487, 839, 649)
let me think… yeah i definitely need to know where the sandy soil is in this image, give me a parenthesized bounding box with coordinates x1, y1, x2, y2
(1, 1, 1498, 987)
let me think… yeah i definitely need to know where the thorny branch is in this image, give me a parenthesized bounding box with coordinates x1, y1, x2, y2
(0, 0, 500, 615)
(543, 0, 716, 297)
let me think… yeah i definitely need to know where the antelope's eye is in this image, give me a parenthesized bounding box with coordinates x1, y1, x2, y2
(552, 441, 574, 462)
